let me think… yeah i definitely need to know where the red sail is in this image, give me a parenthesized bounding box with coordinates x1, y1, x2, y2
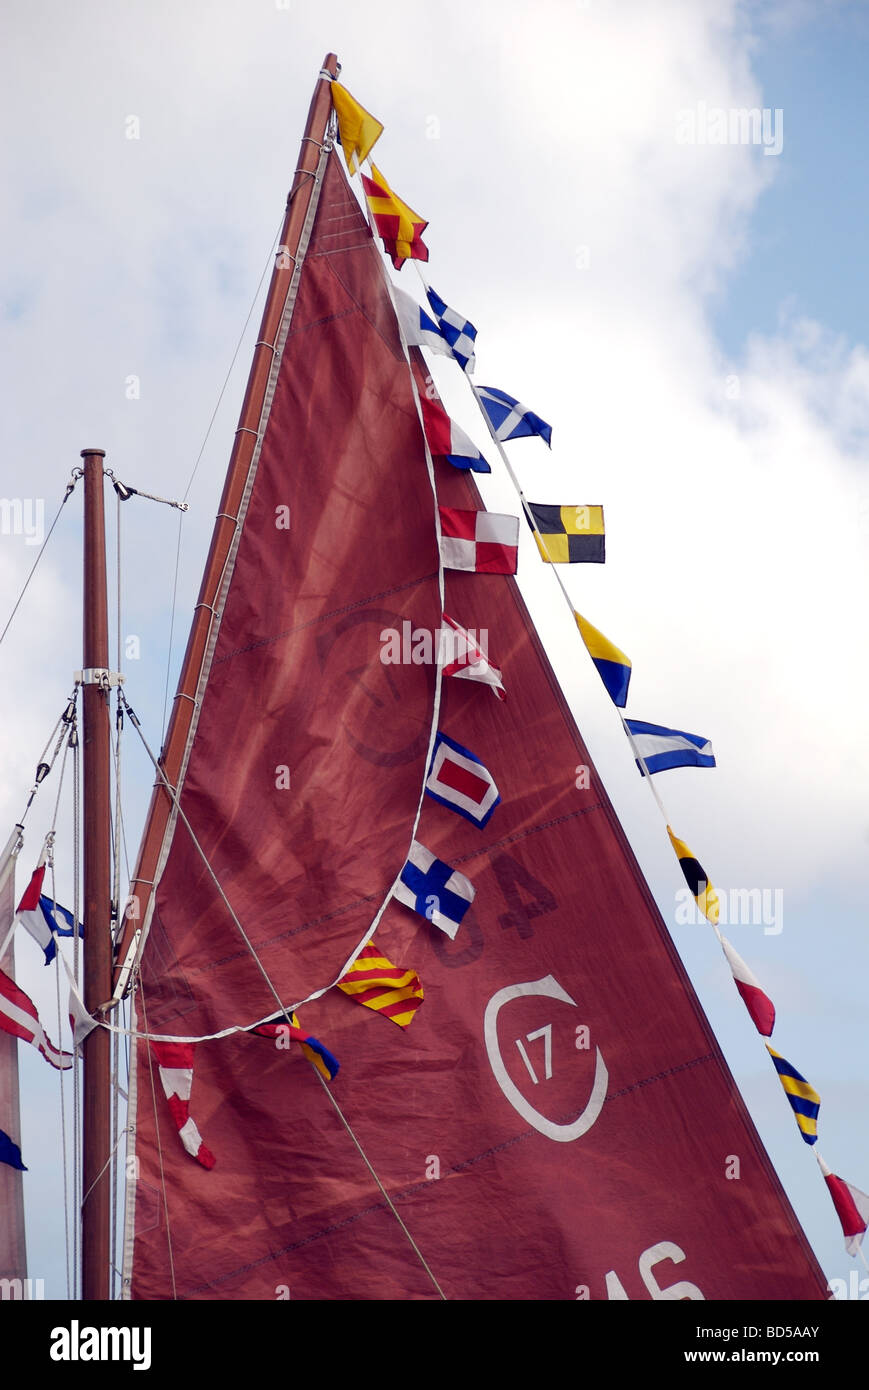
(125, 137, 827, 1300)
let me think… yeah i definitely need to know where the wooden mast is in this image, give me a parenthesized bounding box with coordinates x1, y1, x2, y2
(113, 53, 340, 987)
(81, 447, 112, 1301)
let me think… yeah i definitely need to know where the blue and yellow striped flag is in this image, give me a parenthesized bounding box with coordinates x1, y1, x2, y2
(767, 1046, 820, 1145)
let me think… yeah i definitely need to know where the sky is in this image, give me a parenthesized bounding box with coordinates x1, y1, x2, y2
(0, 0, 867, 1300)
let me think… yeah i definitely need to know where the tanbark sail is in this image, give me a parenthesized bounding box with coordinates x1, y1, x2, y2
(123, 60, 828, 1301)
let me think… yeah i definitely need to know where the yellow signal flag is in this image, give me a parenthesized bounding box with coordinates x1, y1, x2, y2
(667, 826, 720, 925)
(332, 82, 384, 175)
(338, 939, 424, 1027)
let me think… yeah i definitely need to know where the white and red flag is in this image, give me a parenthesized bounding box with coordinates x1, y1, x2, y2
(439, 613, 505, 699)
(425, 731, 501, 828)
(717, 931, 775, 1037)
(0, 965, 72, 1069)
(150, 1041, 215, 1170)
(16, 855, 78, 966)
(419, 391, 490, 473)
(817, 1154, 869, 1255)
(439, 507, 518, 574)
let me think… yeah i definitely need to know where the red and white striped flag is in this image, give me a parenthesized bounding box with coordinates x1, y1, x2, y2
(150, 1041, 215, 1169)
(717, 932, 775, 1037)
(439, 507, 518, 574)
(818, 1154, 869, 1255)
(439, 613, 505, 699)
(0, 965, 72, 1069)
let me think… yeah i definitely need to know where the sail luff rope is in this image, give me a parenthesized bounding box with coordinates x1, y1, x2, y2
(118, 135, 396, 1018)
(312, 1070, 448, 1300)
(0, 471, 81, 652)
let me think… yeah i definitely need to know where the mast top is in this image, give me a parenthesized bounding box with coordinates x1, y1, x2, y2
(80, 448, 106, 458)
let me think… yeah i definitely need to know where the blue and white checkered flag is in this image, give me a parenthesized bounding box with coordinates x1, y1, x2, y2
(477, 386, 552, 447)
(425, 286, 477, 373)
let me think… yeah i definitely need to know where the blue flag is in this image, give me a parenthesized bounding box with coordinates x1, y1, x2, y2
(0, 1128, 26, 1171)
(477, 386, 552, 446)
(394, 840, 475, 940)
(625, 720, 715, 775)
(425, 286, 477, 372)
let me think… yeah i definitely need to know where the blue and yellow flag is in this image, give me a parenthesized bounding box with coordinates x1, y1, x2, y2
(574, 611, 631, 707)
(767, 1046, 820, 1145)
(527, 504, 604, 563)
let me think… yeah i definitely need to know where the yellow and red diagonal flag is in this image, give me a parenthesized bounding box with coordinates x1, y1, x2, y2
(361, 163, 429, 270)
(331, 82, 383, 175)
(338, 939, 424, 1027)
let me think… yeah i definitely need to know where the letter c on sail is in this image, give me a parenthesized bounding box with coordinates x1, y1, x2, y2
(484, 976, 608, 1143)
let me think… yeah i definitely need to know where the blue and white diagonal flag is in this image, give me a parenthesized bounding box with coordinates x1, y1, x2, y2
(477, 386, 552, 447)
(625, 719, 715, 776)
(425, 286, 477, 373)
(392, 286, 453, 359)
(394, 840, 475, 939)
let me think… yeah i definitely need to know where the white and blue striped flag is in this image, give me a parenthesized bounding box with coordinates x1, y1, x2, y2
(425, 286, 477, 373)
(625, 719, 715, 775)
(477, 386, 552, 446)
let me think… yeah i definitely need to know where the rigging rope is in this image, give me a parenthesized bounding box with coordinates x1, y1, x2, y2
(312, 1070, 447, 1300)
(0, 470, 81, 653)
(159, 213, 287, 740)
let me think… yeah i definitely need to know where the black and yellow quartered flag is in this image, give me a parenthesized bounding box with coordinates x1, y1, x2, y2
(667, 825, 719, 925)
(332, 82, 384, 175)
(526, 504, 604, 563)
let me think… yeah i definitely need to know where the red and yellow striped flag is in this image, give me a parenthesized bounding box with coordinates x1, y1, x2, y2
(338, 939, 424, 1027)
(361, 164, 429, 270)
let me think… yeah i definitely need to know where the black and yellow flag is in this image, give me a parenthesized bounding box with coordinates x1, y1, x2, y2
(667, 825, 719, 925)
(526, 504, 604, 563)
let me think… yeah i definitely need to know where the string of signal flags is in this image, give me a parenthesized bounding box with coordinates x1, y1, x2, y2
(327, 72, 869, 1267)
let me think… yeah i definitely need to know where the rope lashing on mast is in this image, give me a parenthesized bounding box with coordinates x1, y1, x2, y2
(0, 468, 82, 652)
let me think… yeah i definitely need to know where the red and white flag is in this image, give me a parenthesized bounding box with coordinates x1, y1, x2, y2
(419, 392, 489, 473)
(0, 965, 72, 1069)
(717, 932, 775, 1037)
(151, 1041, 215, 1170)
(818, 1154, 869, 1255)
(439, 613, 505, 699)
(439, 507, 518, 574)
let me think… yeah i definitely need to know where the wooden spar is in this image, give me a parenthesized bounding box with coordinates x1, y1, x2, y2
(81, 448, 112, 1301)
(113, 52, 341, 988)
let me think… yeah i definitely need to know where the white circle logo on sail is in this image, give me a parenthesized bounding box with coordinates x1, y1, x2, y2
(483, 975, 608, 1143)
